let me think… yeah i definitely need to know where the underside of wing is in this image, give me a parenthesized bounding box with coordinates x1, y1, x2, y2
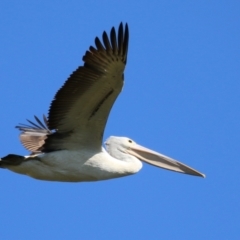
(16, 115, 51, 153)
(45, 23, 129, 150)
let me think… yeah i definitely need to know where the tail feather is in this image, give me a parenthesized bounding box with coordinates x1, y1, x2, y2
(0, 154, 25, 168)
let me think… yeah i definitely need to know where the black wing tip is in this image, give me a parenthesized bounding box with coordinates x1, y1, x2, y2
(82, 22, 129, 61)
(119, 22, 129, 61)
(83, 22, 129, 66)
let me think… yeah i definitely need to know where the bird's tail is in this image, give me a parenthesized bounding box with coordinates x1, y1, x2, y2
(0, 154, 25, 168)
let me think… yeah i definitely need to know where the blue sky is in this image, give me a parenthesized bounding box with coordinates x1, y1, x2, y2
(0, 1, 239, 239)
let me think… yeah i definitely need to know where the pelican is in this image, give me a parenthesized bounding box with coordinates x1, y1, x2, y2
(0, 23, 205, 181)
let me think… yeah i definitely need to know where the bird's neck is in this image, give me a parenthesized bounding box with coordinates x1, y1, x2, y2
(106, 151, 143, 175)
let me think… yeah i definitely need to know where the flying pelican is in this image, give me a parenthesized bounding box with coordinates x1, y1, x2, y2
(0, 23, 205, 181)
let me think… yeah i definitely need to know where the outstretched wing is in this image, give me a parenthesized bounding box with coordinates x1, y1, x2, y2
(46, 23, 129, 150)
(17, 23, 129, 153)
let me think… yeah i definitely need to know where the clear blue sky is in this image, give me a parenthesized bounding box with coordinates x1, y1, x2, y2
(0, 1, 239, 239)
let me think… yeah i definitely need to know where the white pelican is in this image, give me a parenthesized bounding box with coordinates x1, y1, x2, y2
(0, 23, 205, 181)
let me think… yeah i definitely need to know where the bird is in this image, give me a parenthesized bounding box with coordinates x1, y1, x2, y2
(0, 23, 205, 182)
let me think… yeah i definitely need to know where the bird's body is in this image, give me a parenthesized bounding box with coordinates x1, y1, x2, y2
(7, 146, 142, 182)
(1, 23, 205, 181)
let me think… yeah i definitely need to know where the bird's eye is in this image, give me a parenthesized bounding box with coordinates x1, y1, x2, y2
(128, 139, 132, 143)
